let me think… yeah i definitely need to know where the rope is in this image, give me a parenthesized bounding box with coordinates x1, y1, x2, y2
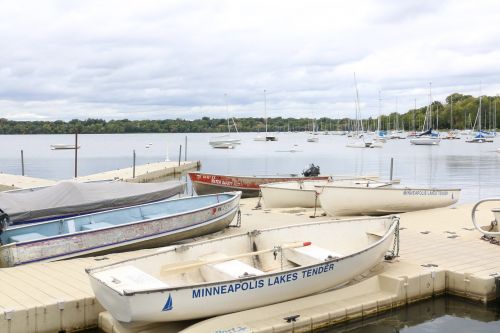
(254, 190, 263, 209)
(385, 218, 400, 260)
(229, 209, 242, 228)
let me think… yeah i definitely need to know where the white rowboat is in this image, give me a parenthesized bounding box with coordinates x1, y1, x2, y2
(409, 137, 441, 145)
(50, 144, 80, 150)
(260, 178, 387, 209)
(318, 186, 460, 216)
(87, 215, 399, 322)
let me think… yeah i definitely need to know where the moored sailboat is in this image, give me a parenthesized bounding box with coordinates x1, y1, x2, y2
(346, 74, 375, 148)
(254, 90, 278, 141)
(410, 83, 441, 146)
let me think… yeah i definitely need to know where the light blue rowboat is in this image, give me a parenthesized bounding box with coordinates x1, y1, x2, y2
(0, 192, 241, 267)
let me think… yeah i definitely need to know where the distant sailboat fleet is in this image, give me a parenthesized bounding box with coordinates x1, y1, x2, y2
(203, 81, 496, 149)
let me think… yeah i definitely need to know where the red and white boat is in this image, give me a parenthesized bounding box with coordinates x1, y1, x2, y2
(189, 170, 329, 198)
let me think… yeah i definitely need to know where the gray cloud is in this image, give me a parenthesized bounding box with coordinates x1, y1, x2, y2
(1, 0, 500, 121)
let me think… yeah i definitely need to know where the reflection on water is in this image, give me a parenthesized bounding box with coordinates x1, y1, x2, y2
(322, 296, 500, 333)
(1, 132, 500, 202)
(3, 134, 496, 332)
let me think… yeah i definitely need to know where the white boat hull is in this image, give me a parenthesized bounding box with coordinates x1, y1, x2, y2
(346, 140, 374, 148)
(88, 216, 398, 322)
(260, 178, 386, 209)
(318, 186, 460, 216)
(260, 180, 328, 208)
(410, 137, 441, 145)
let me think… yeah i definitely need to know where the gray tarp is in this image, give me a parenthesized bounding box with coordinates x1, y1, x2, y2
(0, 180, 185, 225)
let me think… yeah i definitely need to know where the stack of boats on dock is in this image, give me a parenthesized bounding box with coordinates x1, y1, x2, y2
(0, 180, 242, 267)
(260, 177, 460, 215)
(0, 164, 462, 325)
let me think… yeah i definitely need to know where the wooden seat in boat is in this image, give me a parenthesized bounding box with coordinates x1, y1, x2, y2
(285, 245, 342, 266)
(9, 232, 46, 243)
(81, 222, 114, 231)
(365, 228, 386, 238)
(94, 265, 169, 293)
(199, 253, 264, 282)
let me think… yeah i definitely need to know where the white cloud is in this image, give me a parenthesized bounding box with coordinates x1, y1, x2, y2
(1, 0, 500, 121)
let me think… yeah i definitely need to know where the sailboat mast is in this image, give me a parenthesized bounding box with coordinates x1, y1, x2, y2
(353, 72, 362, 134)
(450, 95, 453, 130)
(264, 89, 268, 135)
(225, 93, 230, 134)
(377, 90, 381, 132)
(429, 82, 433, 130)
(478, 95, 482, 131)
(413, 98, 416, 132)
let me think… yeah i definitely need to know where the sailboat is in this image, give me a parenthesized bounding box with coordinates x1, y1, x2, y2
(410, 83, 441, 145)
(307, 118, 319, 142)
(374, 91, 387, 143)
(442, 95, 460, 140)
(346, 73, 376, 148)
(254, 90, 278, 141)
(466, 94, 493, 143)
(209, 94, 242, 148)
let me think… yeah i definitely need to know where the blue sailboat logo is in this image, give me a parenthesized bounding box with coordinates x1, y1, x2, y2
(162, 294, 173, 311)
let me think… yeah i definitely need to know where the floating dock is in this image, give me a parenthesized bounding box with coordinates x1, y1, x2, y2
(1, 199, 499, 333)
(0, 174, 56, 191)
(0, 161, 200, 190)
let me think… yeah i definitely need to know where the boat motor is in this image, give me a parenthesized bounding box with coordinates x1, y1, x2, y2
(0, 208, 9, 237)
(302, 164, 320, 177)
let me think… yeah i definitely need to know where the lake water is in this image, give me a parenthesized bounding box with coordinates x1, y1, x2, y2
(323, 296, 500, 333)
(2, 132, 500, 332)
(1, 132, 499, 203)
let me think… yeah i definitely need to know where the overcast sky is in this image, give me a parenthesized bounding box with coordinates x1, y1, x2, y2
(1, 0, 500, 121)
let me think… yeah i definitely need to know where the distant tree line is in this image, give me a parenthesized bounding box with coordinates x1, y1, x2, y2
(0, 94, 498, 134)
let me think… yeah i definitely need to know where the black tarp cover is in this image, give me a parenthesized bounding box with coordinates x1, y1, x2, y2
(0, 180, 185, 225)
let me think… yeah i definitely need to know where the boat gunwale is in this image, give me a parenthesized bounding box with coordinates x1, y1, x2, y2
(315, 185, 462, 192)
(87, 215, 399, 296)
(258, 177, 380, 190)
(10, 203, 240, 266)
(0, 192, 241, 247)
(188, 172, 329, 181)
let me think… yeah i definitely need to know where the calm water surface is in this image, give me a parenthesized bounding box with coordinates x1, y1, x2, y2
(323, 296, 500, 333)
(1, 132, 499, 202)
(2, 133, 500, 332)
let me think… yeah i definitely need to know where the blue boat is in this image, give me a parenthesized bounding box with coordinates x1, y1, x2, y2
(0, 192, 241, 267)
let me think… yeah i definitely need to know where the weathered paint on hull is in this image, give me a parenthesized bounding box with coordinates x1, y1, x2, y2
(319, 186, 460, 216)
(192, 181, 259, 198)
(70, 210, 237, 257)
(0, 194, 240, 267)
(88, 216, 398, 322)
(189, 173, 329, 198)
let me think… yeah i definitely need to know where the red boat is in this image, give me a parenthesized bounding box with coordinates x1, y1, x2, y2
(188, 172, 330, 198)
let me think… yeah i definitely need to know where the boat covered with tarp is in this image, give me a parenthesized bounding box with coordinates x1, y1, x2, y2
(0, 180, 185, 226)
(0, 192, 241, 267)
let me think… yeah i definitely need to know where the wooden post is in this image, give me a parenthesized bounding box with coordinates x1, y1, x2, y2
(133, 150, 136, 178)
(21, 150, 25, 176)
(74, 131, 78, 178)
(390, 157, 394, 181)
(178, 145, 182, 166)
(184, 136, 187, 161)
